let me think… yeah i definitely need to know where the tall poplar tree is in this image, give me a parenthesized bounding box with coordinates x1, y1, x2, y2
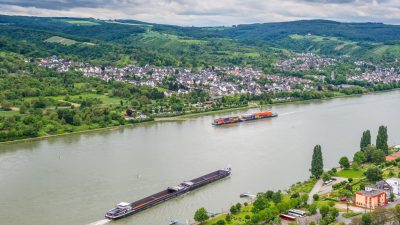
(376, 126, 388, 154)
(360, 130, 371, 150)
(310, 145, 324, 178)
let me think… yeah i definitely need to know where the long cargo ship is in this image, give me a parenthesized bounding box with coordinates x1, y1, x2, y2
(105, 168, 232, 220)
(212, 111, 278, 125)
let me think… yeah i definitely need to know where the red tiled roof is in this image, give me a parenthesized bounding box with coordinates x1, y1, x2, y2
(386, 156, 397, 161)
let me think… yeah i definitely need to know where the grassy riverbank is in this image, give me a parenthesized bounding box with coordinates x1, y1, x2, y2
(1, 88, 399, 145)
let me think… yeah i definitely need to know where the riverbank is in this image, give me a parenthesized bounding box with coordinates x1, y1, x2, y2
(1, 88, 399, 145)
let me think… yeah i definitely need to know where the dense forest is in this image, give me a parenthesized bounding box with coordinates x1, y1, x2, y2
(2, 15, 400, 67)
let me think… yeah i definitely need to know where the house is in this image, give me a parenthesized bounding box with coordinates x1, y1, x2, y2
(385, 152, 400, 161)
(386, 178, 400, 195)
(365, 180, 393, 197)
(386, 155, 397, 161)
(355, 190, 387, 209)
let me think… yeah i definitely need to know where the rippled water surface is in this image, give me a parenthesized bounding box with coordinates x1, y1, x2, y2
(1, 91, 400, 225)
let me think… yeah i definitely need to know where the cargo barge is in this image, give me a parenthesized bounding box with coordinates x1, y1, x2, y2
(105, 168, 232, 220)
(212, 111, 278, 125)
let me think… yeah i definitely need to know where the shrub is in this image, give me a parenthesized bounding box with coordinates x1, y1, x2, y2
(308, 203, 318, 215)
(291, 192, 300, 198)
(313, 194, 319, 201)
(230, 205, 238, 214)
(216, 220, 226, 225)
(225, 214, 232, 222)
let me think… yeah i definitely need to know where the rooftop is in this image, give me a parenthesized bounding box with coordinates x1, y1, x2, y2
(386, 155, 397, 161)
(357, 190, 385, 196)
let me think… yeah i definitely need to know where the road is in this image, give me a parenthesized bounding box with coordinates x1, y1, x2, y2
(307, 177, 348, 204)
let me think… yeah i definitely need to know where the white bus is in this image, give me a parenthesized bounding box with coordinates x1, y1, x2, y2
(288, 209, 306, 217)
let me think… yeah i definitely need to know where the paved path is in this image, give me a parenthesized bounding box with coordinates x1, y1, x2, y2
(307, 177, 347, 204)
(308, 179, 324, 204)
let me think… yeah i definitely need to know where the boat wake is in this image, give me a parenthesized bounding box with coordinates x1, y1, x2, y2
(86, 219, 110, 225)
(280, 111, 302, 116)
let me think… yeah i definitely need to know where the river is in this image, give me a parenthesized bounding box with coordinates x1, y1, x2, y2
(1, 90, 400, 225)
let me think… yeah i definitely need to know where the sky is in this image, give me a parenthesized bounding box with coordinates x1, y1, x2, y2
(0, 0, 400, 26)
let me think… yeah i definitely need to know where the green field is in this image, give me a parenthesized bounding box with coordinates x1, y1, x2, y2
(44, 36, 95, 46)
(45, 36, 77, 45)
(203, 205, 253, 225)
(105, 21, 153, 27)
(336, 169, 364, 178)
(62, 20, 100, 26)
(0, 111, 20, 117)
(24, 93, 123, 105)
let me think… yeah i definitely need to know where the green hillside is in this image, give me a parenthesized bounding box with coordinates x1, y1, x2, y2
(1, 15, 400, 66)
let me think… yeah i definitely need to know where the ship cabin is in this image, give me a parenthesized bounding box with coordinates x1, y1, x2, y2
(117, 202, 131, 209)
(167, 185, 186, 192)
(105, 202, 131, 217)
(181, 181, 194, 187)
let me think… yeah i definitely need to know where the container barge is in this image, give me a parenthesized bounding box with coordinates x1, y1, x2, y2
(212, 111, 278, 126)
(105, 168, 232, 220)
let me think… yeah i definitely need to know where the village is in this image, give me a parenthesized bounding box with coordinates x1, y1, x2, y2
(38, 53, 400, 99)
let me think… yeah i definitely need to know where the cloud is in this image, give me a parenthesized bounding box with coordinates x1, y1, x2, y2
(0, 0, 400, 26)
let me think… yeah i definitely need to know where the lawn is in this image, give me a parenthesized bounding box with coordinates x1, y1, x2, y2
(289, 178, 318, 193)
(24, 93, 123, 105)
(203, 205, 253, 225)
(0, 111, 20, 117)
(62, 20, 100, 25)
(45, 36, 77, 46)
(336, 169, 364, 178)
(343, 211, 361, 218)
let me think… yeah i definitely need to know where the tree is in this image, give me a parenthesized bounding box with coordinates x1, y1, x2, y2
(322, 173, 332, 182)
(360, 130, 371, 150)
(364, 145, 378, 162)
(390, 193, 395, 202)
(230, 205, 238, 214)
(19, 105, 27, 114)
(320, 205, 330, 218)
(361, 213, 372, 225)
(300, 194, 309, 205)
(365, 166, 382, 182)
(225, 214, 232, 223)
(395, 204, 400, 224)
(194, 207, 209, 223)
(339, 156, 350, 169)
(353, 151, 366, 164)
(376, 126, 389, 154)
(313, 194, 320, 201)
(371, 149, 385, 164)
(308, 203, 317, 215)
(235, 202, 242, 211)
(310, 145, 324, 178)
(72, 114, 82, 126)
(272, 191, 282, 203)
(352, 162, 361, 171)
(216, 220, 226, 225)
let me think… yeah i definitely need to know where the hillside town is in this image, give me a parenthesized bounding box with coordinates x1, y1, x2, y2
(38, 54, 400, 98)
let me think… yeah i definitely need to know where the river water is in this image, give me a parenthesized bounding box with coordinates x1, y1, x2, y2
(1, 90, 400, 225)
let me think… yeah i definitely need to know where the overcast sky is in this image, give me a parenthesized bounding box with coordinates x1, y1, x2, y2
(0, 0, 399, 26)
